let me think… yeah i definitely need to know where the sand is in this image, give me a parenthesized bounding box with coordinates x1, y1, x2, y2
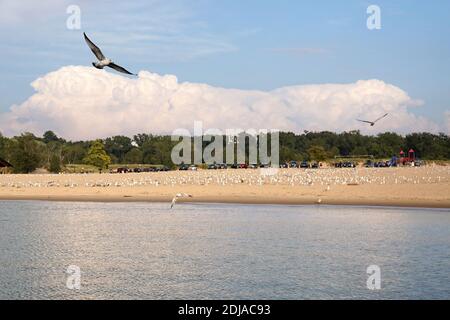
(0, 166, 449, 208)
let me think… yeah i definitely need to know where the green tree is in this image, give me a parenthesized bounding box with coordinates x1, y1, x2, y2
(124, 148, 143, 164)
(83, 140, 111, 169)
(376, 132, 404, 157)
(9, 133, 45, 173)
(43, 130, 60, 144)
(0, 132, 9, 159)
(307, 145, 328, 161)
(62, 143, 87, 164)
(49, 154, 61, 173)
(104, 136, 133, 163)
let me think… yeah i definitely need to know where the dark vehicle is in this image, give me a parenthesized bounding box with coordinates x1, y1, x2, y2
(289, 161, 298, 168)
(300, 161, 309, 168)
(335, 161, 355, 168)
(231, 163, 238, 169)
(342, 161, 355, 168)
(207, 164, 218, 170)
(311, 162, 319, 169)
(179, 164, 189, 170)
(160, 166, 170, 171)
(374, 161, 387, 168)
(260, 164, 270, 168)
(249, 164, 258, 169)
(280, 162, 289, 168)
(216, 163, 227, 169)
(365, 160, 374, 168)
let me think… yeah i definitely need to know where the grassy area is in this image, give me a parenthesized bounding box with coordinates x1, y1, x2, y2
(427, 160, 450, 166)
(63, 164, 99, 173)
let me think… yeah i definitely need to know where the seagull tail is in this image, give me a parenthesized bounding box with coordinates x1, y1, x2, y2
(92, 63, 103, 70)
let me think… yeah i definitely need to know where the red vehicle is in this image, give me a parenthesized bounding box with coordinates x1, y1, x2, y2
(238, 163, 248, 169)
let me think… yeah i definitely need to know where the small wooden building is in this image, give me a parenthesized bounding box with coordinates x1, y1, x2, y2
(0, 157, 12, 174)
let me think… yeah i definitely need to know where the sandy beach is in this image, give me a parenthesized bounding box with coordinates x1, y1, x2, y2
(0, 166, 449, 208)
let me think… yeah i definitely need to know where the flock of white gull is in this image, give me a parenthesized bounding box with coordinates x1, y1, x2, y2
(1, 167, 448, 189)
(1, 167, 448, 208)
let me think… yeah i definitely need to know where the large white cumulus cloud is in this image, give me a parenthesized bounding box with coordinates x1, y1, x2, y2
(0, 66, 443, 140)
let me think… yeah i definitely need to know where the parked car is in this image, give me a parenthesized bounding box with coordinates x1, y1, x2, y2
(365, 160, 374, 168)
(238, 163, 248, 169)
(300, 161, 309, 168)
(189, 165, 198, 171)
(249, 164, 258, 169)
(311, 162, 319, 169)
(374, 161, 388, 168)
(231, 163, 238, 169)
(207, 164, 217, 170)
(179, 164, 189, 171)
(289, 161, 298, 168)
(280, 162, 289, 168)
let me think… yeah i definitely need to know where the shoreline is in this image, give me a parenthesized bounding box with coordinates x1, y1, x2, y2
(1, 190, 449, 209)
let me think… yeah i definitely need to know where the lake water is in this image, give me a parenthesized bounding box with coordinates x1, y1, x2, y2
(0, 201, 449, 300)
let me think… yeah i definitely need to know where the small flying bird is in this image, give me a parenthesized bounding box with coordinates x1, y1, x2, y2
(357, 113, 388, 126)
(83, 32, 136, 75)
(170, 193, 193, 209)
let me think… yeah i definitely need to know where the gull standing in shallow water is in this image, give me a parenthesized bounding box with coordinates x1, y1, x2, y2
(170, 193, 193, 209)
(83, 32, 136, 75)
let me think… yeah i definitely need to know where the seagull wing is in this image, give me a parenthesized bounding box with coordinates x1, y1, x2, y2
(373, 113, 388, 123)
(170, 197, 176, 209)
(356, 119, 374, 124)
(107, 63, 136, 75)
(83, 33, 105, 61)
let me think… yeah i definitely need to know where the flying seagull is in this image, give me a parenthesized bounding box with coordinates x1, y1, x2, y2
(83, 32, 136, 75)
(357, 113, 388, 127)
(170, 193, 193, 209)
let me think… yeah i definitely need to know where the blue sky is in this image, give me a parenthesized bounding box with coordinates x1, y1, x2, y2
(1, 0, 449, 129)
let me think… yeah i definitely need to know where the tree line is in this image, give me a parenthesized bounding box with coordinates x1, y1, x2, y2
(0, 130, 448, 173)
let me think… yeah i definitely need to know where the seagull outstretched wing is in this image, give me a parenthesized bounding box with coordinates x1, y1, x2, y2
(373, 113, 388, 123)
(107, 62, 136, 75)
(83, 32, 105, 61)
(356, 119, 374, 124)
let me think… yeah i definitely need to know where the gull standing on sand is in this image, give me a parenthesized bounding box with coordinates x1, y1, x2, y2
(83, 32, 136, 75)
(170, 193, 193, 209)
